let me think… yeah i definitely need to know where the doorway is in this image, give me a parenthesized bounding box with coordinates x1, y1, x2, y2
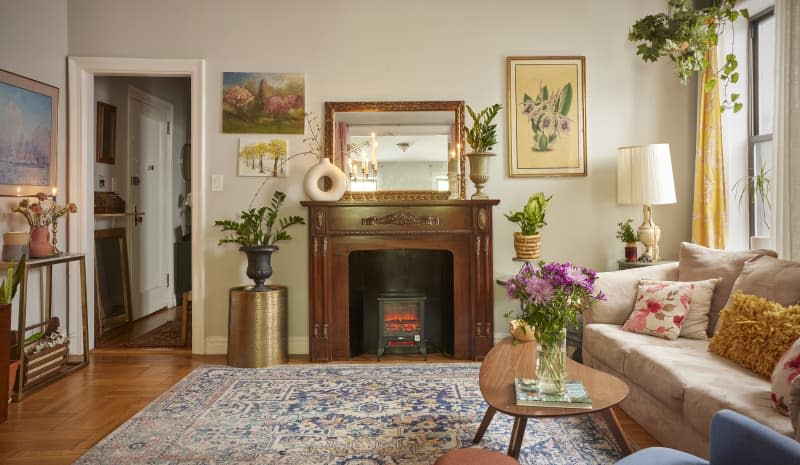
(92, 77, 189, 348)
(67, 57, 206, 354)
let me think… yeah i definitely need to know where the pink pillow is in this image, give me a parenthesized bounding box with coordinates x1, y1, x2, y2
(771, 338, 800, 416)
(623, 281, 693, 340)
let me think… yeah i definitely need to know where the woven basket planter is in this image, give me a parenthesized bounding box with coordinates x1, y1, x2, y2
(513, 232, 541, 260)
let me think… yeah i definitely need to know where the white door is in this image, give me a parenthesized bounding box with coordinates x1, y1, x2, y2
(128, 87, 174, 318)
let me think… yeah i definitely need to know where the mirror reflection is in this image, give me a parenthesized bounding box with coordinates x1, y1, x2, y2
(325, 101, 465, 199)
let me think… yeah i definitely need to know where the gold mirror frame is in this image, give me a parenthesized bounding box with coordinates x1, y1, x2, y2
(324, 100, 465, 200)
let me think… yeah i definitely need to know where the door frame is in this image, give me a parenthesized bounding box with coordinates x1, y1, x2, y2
(127, 85, 176, 314)
(67, 57, 208, 353)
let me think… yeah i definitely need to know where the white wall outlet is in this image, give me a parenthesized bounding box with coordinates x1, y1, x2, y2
(211, 174, 224, 192)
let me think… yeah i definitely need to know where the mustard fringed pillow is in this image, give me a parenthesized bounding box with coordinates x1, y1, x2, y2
(708, 292, 800, 378)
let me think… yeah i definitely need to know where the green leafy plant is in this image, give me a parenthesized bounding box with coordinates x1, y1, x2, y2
(464, 103, 502, 152)
(732, 162, 772, 230)
(616, 219, 639, 244)
(505, 192, 551, 236)
(628, 0, 749, 112)
(0, 255, 26, 305)
(215, 191, 305, 247)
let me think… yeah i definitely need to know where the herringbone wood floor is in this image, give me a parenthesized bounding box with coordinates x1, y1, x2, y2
(0, 315, 658, 464)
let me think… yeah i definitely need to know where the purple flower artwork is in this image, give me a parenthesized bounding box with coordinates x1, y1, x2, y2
(222, 72, 305, 134)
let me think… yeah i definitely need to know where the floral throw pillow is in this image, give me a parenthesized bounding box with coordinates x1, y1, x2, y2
(771, 337, 800, 416)
(623, 281, 693, 340)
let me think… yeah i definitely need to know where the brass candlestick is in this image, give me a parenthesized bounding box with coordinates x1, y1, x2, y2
(51, 219, 60, 255)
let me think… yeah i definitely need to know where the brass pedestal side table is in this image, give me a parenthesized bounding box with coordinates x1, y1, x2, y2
(473, 337, 632, 458)
(1, 253, 89, 401)
(228, 285, 288, 367)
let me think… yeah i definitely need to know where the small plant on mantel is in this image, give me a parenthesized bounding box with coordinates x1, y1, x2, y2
(628, 0, 749, 112)
(215, 191, 305, 291)
(463, 103, 503, 199)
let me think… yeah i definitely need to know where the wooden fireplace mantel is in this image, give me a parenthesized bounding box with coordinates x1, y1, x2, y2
(300, 199, 500, 362)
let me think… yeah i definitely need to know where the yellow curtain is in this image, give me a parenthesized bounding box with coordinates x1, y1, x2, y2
(691, 46, 727, 248)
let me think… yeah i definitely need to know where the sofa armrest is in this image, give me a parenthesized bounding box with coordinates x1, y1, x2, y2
(710, 409, 800, 465)
(583, 262, 679, 326)
(791, 376, 800, 441)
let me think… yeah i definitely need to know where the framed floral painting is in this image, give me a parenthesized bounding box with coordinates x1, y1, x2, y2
(507, 57, 587, 177)
(222, 72, 305, 134)
(0, 69, 58, 195)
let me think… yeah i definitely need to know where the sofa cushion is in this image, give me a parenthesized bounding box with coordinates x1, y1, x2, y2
(583, 323, 644, 374)
(677, 242, 777, 335)
(772, 337, 800, 416)
(683, 381, 793, 440)
(623, 281, 693, 340)
(708, 293, 800, 378)
(727, 255, 800, 308)
(587, 263, 679, 326)
(640, 278, 720, 340)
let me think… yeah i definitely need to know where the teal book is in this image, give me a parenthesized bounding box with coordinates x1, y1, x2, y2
(514, 378, 593, 409)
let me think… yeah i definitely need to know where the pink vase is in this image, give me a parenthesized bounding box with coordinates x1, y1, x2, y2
(29, 226, 52, 258)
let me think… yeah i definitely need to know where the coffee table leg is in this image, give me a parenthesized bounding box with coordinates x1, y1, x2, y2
(601, 408, 633, 455)
(472, 406, 497, 443)
(507, 416, 528, 458)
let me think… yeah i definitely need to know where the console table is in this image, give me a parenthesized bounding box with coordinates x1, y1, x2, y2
(301, 199, 500, 362)
(1, 253, 89, 401)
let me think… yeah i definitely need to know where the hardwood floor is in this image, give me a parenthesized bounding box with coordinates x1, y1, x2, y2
(0, 344, 659, 464)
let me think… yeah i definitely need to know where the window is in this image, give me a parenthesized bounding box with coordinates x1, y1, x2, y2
(747, 9, 775, 237)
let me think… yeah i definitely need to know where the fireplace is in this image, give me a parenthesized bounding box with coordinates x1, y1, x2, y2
(301, 199, 499, 361)
(377, 293, 426, 360)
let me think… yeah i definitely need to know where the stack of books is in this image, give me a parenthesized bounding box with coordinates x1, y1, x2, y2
(514, 378, 592, 409)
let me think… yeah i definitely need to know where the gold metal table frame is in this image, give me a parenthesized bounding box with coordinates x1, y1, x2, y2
(1, 253, 89, 401)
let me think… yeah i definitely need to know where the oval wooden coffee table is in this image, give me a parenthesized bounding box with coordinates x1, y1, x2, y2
(473, 337, 631, 458)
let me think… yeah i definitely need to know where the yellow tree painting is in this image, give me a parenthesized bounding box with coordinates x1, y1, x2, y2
(238, 138, 288, 177)
(507, 57, 587, 177)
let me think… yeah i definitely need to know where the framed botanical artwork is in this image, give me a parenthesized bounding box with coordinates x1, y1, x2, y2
(237, 137, 288, 177)
(222, 72, 305, 134)
(507, 56, 587, 177)
(96, 102, 117, 164)
(0, 68, 58, 195)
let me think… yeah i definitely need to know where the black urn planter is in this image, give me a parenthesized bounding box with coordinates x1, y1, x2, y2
(240, 245, 278, 291)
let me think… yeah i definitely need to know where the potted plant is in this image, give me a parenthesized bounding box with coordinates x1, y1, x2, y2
(214, 191, 305, 291)
(628, 0, 749, 112)
(464, 103, 502, 199)
(505, 192, 551, 260)
(732, 162, 771, 249)
(1, 256, 25, 406)
(617, 219, 639, 262)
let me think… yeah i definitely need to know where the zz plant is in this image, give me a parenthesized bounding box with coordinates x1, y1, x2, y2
(215, 191, 305, 247)
(464, 103, 503, 152)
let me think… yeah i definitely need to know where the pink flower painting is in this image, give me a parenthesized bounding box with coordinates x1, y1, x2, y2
(222, 72, 305, 134)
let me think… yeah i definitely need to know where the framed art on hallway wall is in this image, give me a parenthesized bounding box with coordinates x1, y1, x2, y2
(507, 56, 587, 177)
(0, 69, 58, 195)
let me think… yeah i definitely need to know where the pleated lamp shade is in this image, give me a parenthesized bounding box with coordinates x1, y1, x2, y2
(617, 144, 677, 206)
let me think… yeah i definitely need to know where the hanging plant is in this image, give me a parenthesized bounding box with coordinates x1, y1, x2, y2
(628, 0, 749, 112)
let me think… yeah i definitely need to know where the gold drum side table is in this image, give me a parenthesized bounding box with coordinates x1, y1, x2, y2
(228, 285, 288, 367)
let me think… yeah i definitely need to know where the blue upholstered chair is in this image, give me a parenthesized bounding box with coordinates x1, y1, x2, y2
(615, 409, 800, 465)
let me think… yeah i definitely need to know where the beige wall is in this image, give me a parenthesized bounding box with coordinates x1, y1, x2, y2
(0, 0, 70, 339)
(63, 0, 696, 353)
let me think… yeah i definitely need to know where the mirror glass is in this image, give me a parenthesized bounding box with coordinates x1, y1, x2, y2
(324, 101, 465, 199)
(94, 228, 132, 337)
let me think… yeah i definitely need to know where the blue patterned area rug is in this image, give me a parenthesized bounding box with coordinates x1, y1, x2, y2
(74, 364, 623, 465)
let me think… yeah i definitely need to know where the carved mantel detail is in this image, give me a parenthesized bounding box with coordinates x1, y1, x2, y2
(361, 211, 440, 226)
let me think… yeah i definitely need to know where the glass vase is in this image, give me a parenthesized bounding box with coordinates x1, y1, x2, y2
(536, 327, 567, 394)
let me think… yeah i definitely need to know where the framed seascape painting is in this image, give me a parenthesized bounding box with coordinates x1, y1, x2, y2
(222, 72, 305, 134)
(237, 137, 288, 177)
(0, 69, 58, 195)
(507, 57, 587, 177)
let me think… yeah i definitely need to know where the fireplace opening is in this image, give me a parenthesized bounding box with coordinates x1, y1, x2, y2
(348, 249, 454, 358)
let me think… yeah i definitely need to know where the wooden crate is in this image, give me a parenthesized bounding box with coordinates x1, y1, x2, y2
(23, 341, 69, 387)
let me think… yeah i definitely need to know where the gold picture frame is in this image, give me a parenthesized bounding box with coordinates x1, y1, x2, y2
(96, 101, 117, 164)
(507, 56, 587, 177)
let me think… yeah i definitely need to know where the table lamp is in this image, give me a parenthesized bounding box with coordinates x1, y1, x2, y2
(617, 144, 676, 262)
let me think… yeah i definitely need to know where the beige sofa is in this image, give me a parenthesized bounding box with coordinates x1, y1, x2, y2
(582, 244, 797, 458)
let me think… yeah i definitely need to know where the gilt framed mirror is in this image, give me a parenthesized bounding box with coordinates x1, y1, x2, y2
(324, 101, 465, 200)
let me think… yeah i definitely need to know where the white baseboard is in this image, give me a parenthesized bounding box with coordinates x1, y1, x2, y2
(495, 332, 507, 343)
(204, 336, 228, 355)
(289, 336, 309, 355)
